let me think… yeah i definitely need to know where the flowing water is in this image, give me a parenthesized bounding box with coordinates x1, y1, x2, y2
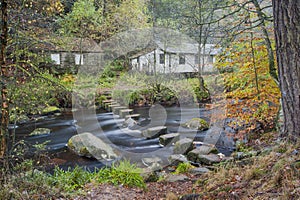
(14, 106, 234, 170)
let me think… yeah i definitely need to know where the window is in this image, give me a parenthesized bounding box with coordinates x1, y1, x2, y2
(75, 54, 84, 65)
(50, 54, 60, 65)
(208, 55, 214, 63)
(159, 53, 165, 64)
(179, 54, 185, 65)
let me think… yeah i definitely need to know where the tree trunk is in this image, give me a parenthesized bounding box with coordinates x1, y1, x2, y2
(273, 0, 300, 140)
(252, 0, 278, 81)
(0, 0, 9, 158)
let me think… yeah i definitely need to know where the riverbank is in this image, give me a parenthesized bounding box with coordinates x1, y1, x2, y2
(69, 131, 300, 200)
(1, 131, 298, 199)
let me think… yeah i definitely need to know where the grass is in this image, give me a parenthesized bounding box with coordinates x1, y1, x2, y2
(195, 138, 300, 199)
(0, 159, 146, 199)
(96, 160, 146, 189)
(174, 162, 194, 174)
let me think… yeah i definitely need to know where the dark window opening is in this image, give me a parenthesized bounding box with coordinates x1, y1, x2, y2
(208, 55, 214, 63)
(159, 53, 165, 64)
(179, 54, 185, 65)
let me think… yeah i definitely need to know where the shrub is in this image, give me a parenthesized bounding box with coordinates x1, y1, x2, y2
(51, 166, 94, 193)
(96, 160, 146, 189)
(174, 162, 194, 174)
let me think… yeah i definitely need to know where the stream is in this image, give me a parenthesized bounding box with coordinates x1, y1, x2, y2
(14, 105, 234, 170)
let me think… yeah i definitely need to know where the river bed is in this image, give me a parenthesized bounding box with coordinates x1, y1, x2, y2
(14, 105, 234, 170)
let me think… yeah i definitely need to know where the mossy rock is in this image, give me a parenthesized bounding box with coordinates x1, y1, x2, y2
(42, 106, 61, 115)
(67, 132, 119, 160)
(29, 128, 51, 136)
(9, 114, 29, 124)
(181, 118, 209, 131)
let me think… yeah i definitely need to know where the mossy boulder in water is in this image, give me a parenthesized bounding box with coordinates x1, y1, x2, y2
(9, 114, 29, 124)
(42, 106, 60, 115)
(29, 128, 51, 136)
(67, 132, 120, 161)
(181, 118, 209, 131)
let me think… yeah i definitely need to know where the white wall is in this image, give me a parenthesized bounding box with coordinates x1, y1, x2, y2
(131, 48, 216, 74)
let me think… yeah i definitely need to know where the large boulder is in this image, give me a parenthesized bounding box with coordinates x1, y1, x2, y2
(195, 154, 221, 165)
(42, 106, 60, 115)
(168, 154, 188, 166)
(159, 133, 180, 146)
(181, 118, 209, 131)
(173, 138, 194, 154)
(67, 132, 119, 161)
(9, 114, 29, 124)
(187, 145, 219, 162)
(142, 126, 167, 139)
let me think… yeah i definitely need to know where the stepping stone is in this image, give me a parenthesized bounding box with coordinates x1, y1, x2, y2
(101, 99, 115, 108)
(102, 91, 112, 96)
(142, 126, 167, 139)
(125, 114, 140, 120)
(112, 106, 127, 115)
(104, 101, 118, 109)
(173, 138, 194, 154)
(119, 109, 133, 118)
(159, 133, 180, 146)
(107, 103, 120, 112)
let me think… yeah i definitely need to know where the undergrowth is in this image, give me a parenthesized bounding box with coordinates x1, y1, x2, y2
(0, 159, 146, 199)
(196, 140, 300, 199)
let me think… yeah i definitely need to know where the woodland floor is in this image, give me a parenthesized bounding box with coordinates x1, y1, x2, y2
(73, 131, 300, 200)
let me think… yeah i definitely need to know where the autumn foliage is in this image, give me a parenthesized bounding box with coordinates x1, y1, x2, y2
(216, 36, 280, 139)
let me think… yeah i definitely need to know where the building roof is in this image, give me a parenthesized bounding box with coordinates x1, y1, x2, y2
(129, 41, 221, 59)
(31, 37, 102, 53)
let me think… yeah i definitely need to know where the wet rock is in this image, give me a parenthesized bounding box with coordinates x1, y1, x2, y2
(216, 131, 235, 150)
(119, 109, 133, 118)
(197, 154, 221, 165)
(122, 117, 138, 128)
(159, 133, 180, 146)
(101, 99, 115, 108)
(168, 154, 188, 166)
(141, 157, 163, 167)
(107, 103, 120, 112)
(29, 128, 51, 136)
(42, 106, 60, 115)
(104, 101, 118, 110)
(112, 106, 127, 115)
(187, 146, 218, 162)
(125, 114, 140, 120)
(9, 114, 29, 124)
(142, 126, 167, 139)
(141, 168, 160, 182)
(164, 174, 189, 182)
(173, 138, 194, 154)
(67, 132, 119, 161)
(181, 118, 209, 131)
(189, 167, 210, 175)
